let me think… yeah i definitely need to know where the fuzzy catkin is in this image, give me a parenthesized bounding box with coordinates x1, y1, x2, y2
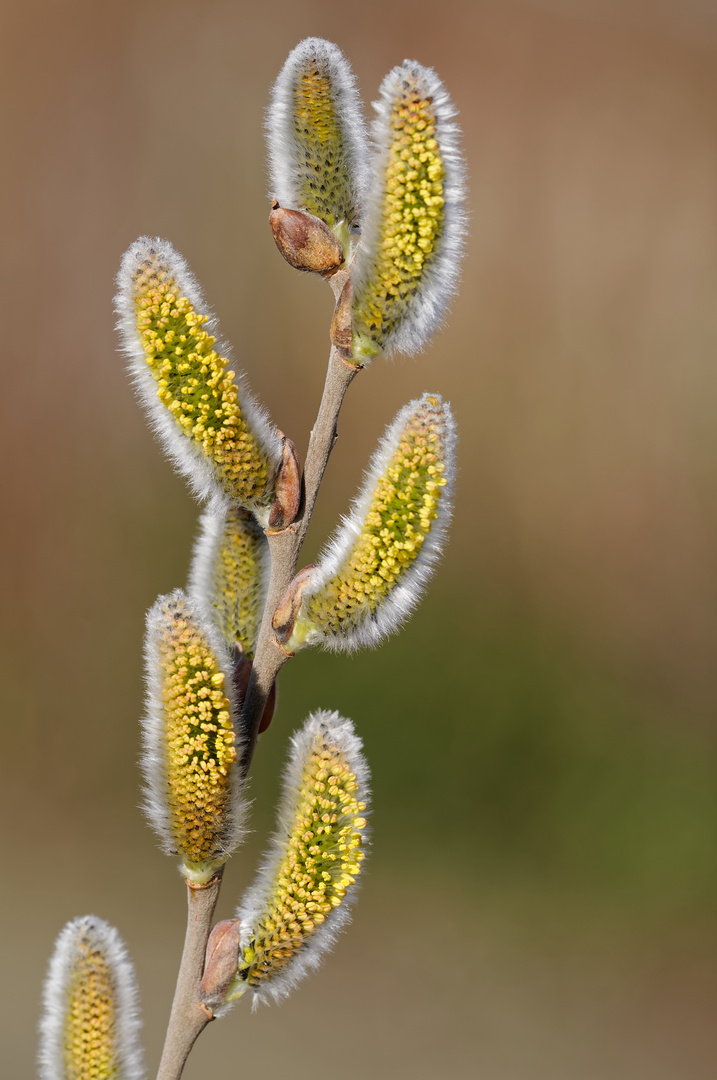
(267, 38, 369, 238)
(229, 712, 369, 1006)
(116, 238, 281, 517)
(189, 498, 270, 659)
(142, 591, 246, 882)
(288, 394, 456, 652)
(351, 62, 467, 359)
(38, 916, 144, 1080)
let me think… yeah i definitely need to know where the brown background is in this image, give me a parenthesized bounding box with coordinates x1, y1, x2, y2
(2, 0, 717, 1076)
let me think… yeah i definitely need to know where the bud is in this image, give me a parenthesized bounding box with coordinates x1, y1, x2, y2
(199, 918, 242, 1013)
(269, 203, 343, 274)
(267, 432, 302, 530)
(188, 496, 269, 659)
(143, 590, 246, 883)
(226, 712, 369, 1006)
(115, 238, 282, 520)
(267, 38, 369, 252)
(351, 62, 466, 360)
(330, 278, 354, 358)
(284, 394, 456, 652)
(271, 564, 317, 647)
(38, 915, 144, 1080)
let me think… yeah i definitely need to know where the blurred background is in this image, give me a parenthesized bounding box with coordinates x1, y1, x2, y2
(2, 0, 717, 1076)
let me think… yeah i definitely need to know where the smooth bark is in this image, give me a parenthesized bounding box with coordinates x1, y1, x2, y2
(156, 268, 360, 1080)
(155, 875, 222, 1080)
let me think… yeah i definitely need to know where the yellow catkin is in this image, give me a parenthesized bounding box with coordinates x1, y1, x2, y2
(304, 400, 447, 636)
(353, 84, 445, 353)
(207, 506, 266, 659)
(292, 63, 355, 229)
(158, 604, 236, 864)
(63, 937, 117, 1080)
(239, 741, 367, 987)
(133, 260, 273, 506)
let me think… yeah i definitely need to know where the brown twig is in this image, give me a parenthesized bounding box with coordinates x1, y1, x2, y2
(239, 271, 360, 776)
(155, 873, 223, 1080)
(155, 268, 360, 1080)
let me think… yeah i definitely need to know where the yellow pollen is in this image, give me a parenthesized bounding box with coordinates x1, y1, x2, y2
(291, 56, 358, 230)
(353, 82, 446, 355)
(63, 938, 117, 1080)
(132, 258, 272, 506)
(238, 733, 366, 988)
(199, 505, 267, 658)
(302, 401, 447, 638)
(157, 600, 236, 864)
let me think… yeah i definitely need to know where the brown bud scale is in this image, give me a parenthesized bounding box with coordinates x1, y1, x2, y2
(268, 433, 302, 529)
(200, 918, 242, 1010)
(330, 277, 354, 358)
(270, 203, 343, 274)
(272, 565, 317, 645)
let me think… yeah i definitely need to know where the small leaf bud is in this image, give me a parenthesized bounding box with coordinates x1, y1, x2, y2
(267, 432, 302, 530)
(330, 278, 355, 359)
(200, 919, 242, 1012)
(269, 203, 344, 274)
(272, 565, 318, 647)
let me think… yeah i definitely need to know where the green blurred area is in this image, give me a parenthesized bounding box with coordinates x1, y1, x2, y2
(268, 587, 717, 907)
(3, 0, 717, 1076)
